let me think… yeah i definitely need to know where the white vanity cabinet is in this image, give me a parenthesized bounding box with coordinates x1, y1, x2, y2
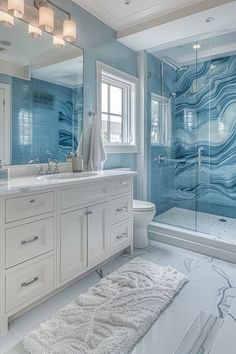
(60, 208, 88, 282)
(0, 172, 134, 336)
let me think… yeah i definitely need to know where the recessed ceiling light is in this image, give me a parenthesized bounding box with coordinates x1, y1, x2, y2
(205, 17, 215, 23)
(193, 43, 201, 50)
(125, 0, 132, 5)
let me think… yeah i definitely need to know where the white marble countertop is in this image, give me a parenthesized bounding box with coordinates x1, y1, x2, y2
(0, 170, 137, 196)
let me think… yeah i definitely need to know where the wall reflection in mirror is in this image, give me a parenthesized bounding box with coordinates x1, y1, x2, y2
(0, 17, 83, 165)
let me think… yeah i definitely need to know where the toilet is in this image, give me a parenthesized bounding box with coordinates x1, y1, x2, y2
(133, 199, 156, 249)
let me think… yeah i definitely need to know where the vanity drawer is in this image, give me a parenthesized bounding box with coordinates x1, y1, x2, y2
(6, 218, 54, 269)
(5, 192, 54, 223)
(110, 178, 132, 196)
(110, 194, 132, 225)
(61, 183, 108, 210)
(110, 220, 132, 255)
(6, 255, 54, 312)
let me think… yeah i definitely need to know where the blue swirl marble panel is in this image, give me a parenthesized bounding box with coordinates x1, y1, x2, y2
(175, 55, 236, 218)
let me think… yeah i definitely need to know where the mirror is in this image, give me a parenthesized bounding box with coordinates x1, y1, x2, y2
(0, 17, 83, 165)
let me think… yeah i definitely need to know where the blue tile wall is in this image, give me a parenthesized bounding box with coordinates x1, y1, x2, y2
(175, 55, 236, 218)
(11, 78, 83, 165)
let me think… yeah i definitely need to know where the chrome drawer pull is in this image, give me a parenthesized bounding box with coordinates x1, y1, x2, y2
(116, 207, 127, 212)
(21, 236, 39, 245)
(29, 199, 36, 204)
(116, 232, 127, 239)
(21, 277, 39, 287)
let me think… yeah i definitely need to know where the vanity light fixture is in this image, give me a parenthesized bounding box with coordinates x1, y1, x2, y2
(8, 0, 24, 18)
(39, 4, 54, 33)
(28, 24, 42, 38)
(0, 10, 14, 28)
(35, 0, 77, 41)
(63, 19, 76, 42)
(53, 36, 65, 48)
(0, 0, 77, 44)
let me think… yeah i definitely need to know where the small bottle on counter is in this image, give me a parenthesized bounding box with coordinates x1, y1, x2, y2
(0, 160, 9, 181)
(72, 152, 84, 172)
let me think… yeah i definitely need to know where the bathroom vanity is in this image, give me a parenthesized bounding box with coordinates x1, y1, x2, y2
(0, 170, 136, 335)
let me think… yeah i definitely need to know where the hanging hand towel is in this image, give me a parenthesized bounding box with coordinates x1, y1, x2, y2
(88, 114, 107, 170)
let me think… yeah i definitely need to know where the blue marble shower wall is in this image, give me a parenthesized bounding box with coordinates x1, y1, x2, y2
(175, 55, 236, 218)
(11, 77, 83, 165)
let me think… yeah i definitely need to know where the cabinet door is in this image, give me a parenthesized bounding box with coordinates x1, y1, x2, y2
(88, 202, 109, 268)
(61, 208, 87, 282)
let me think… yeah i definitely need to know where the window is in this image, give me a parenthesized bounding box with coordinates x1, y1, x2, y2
(151, 93, 171, 146)
(97, 61, 139, 153)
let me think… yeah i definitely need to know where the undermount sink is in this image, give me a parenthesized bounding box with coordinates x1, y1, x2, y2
(38, 172, 97, 180)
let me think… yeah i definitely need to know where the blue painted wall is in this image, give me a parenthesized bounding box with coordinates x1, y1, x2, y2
(55, 0, 138, 171)
(174, 55, 236, 218)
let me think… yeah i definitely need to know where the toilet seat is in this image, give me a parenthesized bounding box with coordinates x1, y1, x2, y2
(133, 199, 156, 212)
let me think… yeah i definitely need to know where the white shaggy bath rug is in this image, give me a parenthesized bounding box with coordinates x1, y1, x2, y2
(22, 257, 187, 354)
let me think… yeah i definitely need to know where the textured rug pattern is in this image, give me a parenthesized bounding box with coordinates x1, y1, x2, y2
(23, 257, 187, 354)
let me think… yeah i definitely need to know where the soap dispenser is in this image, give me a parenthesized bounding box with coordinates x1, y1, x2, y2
(0, 160, 9, 181)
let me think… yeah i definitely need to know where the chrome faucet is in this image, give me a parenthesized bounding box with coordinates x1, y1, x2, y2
(46, 159, 59, 175)
(46, 158, 53, 174)
(38, 165, 44, 175)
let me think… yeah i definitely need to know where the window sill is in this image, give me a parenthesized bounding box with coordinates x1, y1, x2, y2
(104, 144, 140, 154)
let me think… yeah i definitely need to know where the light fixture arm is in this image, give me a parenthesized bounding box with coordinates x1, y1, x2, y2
(34, 0, 71, 20)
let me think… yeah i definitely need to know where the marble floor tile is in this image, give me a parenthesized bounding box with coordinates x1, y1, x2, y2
(210, 300, 236, 353)
(2, 241, 236, 354)
(131, 298, 200, 354)
(0, 328, 22, 353)
(174, 311, 223, 354)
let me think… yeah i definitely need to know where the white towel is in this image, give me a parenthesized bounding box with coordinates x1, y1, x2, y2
(88, 114, 107, 171)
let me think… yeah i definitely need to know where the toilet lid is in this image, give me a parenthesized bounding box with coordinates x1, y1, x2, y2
(133, 199, 156, 212)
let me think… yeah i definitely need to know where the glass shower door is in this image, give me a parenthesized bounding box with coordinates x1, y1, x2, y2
(148, 53, 200, 232)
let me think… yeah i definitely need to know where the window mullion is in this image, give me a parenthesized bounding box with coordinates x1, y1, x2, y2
(108, 84, 111, 143)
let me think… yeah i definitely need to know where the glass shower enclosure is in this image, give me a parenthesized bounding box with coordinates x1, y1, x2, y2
(147, 32, 236, 255)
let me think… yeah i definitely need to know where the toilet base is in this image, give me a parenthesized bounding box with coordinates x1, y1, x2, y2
(133, 227, 149, 249)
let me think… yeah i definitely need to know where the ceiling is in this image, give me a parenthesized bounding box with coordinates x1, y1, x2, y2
(151, 31, 236, 66)
(118, 1, 236, 52)
(72, 0, 207, 31)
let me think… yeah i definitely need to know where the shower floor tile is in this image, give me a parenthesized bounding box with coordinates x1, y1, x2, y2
(155, 207, 236, 244)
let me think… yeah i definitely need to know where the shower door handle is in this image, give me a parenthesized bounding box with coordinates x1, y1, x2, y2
(198, 148, 204, 170)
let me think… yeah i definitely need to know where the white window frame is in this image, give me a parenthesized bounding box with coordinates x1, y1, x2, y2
(96, 61, 140, 153)
(0, 83, 11, 165)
